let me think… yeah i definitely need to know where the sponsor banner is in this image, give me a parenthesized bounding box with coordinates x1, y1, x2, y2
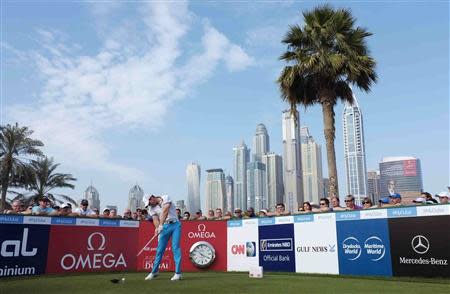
(360, 209, 388, 219)
(259, 218, 275, 226)
(227, 218, 259, 271)
(416, 205, 450, 217)
(0, 224, 50, 277)
(259, 224, 295, 272)
(46, 226, 138, 273)
(387, 207, 417, 218)
(388, 216, 450, 277)
(295, 213, 338, 274)
(336, 211, 360, 221)
(275, 216, 294, 225)
(99, 219, 120, 227)
(181, 221, 227, 272)
(137, 221, 174, 272)
(294, 214, 314, 223)
(0, 215, 24, 224)
(75, 218, 100, 227)
(120, 220, 140, 228)
(23, 216, 51, 225)
(337, 219, 392, 276)
(51, 217, 76, 225)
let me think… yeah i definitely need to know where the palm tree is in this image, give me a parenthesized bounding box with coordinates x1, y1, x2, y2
(25, 156, 77, 206)
(0, 123, 44, 210)
(278, 5, 377, 197)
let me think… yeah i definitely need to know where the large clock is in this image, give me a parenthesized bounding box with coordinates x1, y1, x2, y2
(189, 241, 216, 268)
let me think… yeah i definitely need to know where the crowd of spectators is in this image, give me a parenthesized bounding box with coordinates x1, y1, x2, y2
(2, 190, 449, 220)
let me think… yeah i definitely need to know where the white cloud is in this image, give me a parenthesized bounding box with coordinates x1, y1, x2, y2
(8, 1, 253, 183)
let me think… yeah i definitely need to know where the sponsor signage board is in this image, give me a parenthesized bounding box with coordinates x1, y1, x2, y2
(46, 226, 138, 273)
(0, 224, 50, 277)
(227, 218, 259, 271)
(337, 219, 392, 276)
(258, 223, 295, 272)
(388, 216, 449, 277)
(295, 213, 339, 274)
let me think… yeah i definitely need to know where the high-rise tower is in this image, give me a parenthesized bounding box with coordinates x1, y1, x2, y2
(233, 141, 250, 210)
(186, 162, 201, 213)
(300, 126, 323, 204)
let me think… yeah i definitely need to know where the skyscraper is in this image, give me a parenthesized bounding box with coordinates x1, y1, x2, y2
(379, 157, 423, 203)
(233, 141, 250, 210)
(186, 162, 201, 213)
(282, 110, 304, 212)
(225, 175, 234, 212)
(247, 161, 266, 211)
(176, 200, 186, 212)
(205, 169, 226, 211)
(300, 126, 323, 204)
(84, 185, 100, 210)
(367, 170, 381, 202)
(252, 123, 270, 161)
(261, 153, 284, 211)
(343, 95, 368, 205)
(128, 184, 144, 211)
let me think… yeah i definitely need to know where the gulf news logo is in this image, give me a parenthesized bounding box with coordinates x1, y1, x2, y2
(231, 242, 256, 257)
(342, 236, 386, 261)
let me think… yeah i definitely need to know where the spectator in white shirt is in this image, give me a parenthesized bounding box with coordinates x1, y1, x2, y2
(73, 199, 96, 217)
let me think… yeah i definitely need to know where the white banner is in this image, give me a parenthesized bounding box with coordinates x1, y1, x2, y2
(294, 213, 339, 274)
(227, 218, 259, 271)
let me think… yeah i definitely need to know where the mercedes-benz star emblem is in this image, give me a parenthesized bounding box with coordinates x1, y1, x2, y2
(411, 235, 430, 254)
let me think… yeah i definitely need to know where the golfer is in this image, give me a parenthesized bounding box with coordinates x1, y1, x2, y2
(143, 194, 182, 281)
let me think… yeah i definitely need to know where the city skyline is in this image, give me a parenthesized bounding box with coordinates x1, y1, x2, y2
(2, 2, 448, 212)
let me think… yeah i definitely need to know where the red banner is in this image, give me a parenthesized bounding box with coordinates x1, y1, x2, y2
(136, 221, 227, 273)
(46, 226, 138, 273)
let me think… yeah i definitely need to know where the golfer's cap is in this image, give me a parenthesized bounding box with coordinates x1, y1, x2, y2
(413, 197, 425, 203)
(389, 193, 401, 199)
(436, 191, 450, 198)
(379, 197, 390, 204)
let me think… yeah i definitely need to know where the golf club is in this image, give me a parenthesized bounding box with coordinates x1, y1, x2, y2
(137, 232, 160, 257)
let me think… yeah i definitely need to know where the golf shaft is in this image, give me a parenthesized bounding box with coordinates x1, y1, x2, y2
(136, 232, 160, 256)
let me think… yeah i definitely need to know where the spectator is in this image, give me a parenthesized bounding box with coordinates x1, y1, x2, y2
(421, 192, 438, 204)
(132, 212, 138, 220)
(101, 208, 110, 218)
(436, 191, 449, 204)
(362, 197, 373, 209)
(92, 208, 100, 217)
(110, 208, 121, 218)
(22, 205, 33, 215)
(331, 197, 345, 211)
(136, 208, 145, 220)
(246, 207, 256, 218)
(272, 203, 289, 216)
(223, 211, 232, 220)
(32, 197, 56, 215)
(73, 199, 96, 217)
(389, 193, 403, 206)
(5, 200, 24, 214)
(258, 209, 268, 217)
(345, 195, 362, 210)
(412, 197, 425, 205)
(215, 208, 223, 220)
(233, 208, 243, 219)
(142, 209, 150, 220)
(319, 198, 331, 212)
(378, 197, 392, 207)
(176, 208, 182, 220)
(206, 210, 215, 220)
(123, 209, 133, 220)
(183, 211, 191, 220)
(195, 210, 207, 220)
(59, 203, 73, 216)
(301, 202, 312, 213)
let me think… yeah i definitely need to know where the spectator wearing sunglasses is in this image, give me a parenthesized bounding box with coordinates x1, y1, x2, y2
(73, 199, 96, 217)
(362, 197, 373, 209)
(5, 200, 25, 214)
(319, 198, 331, 212)
(344, 195, 362, 210)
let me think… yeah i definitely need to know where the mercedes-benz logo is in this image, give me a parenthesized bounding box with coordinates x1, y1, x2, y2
(411, 235, 430, 254)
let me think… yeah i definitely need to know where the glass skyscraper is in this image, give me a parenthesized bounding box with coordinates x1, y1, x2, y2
(84, 185, 100, 210)
(205, 169, 226, 211)
(252, 123, 270, 162)
(300, 126, 323, 204)
(282, 110, 304, 212)
(233, 141, 250, 210)
(186, 162, 201, 213)
(128, 184, 144, 211)
(343, 95, 368, 205)
(247, 161, 266, 211)
(261, 153, 284, 211)
(225, 175, 234, 212)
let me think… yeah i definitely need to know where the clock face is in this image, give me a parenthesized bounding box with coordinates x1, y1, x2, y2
(189, 241, 216, 268)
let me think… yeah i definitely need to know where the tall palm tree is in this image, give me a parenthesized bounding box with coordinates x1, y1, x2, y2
(0, 123, 44, 210)
(278, 5, 377, 197)
(26, 156, 77, 205)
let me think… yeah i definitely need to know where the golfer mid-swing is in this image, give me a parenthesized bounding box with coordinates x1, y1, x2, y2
(144, 194, 182, 281)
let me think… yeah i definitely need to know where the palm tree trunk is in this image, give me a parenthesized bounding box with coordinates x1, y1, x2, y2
(0, 156, 12, 211)
(321, 100, 339, 198)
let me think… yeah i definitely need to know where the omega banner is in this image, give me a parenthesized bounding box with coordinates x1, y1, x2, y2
(46, 226, 138, 273)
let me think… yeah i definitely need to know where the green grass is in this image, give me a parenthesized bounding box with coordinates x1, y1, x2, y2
(1, 272, 449, 294)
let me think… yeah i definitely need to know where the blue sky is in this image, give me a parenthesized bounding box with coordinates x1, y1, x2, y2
(2, 1, 449, 213)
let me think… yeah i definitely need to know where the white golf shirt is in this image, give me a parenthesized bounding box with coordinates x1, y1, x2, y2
(148, 195, 178, 223)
